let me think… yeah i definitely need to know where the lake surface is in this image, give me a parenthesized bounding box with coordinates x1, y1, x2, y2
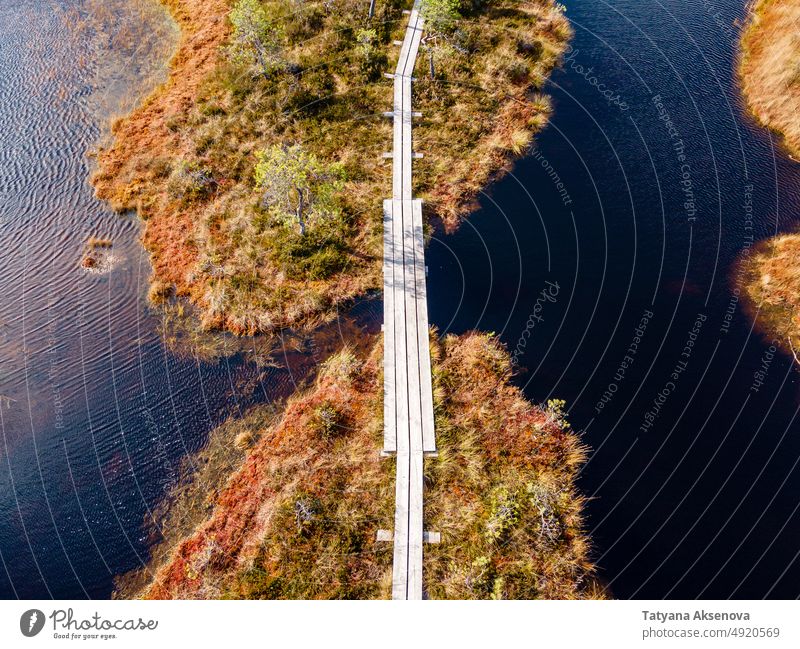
(3, 0, 800, 600)
(427, 0, 800, 598)
(0, 0, 382, 598)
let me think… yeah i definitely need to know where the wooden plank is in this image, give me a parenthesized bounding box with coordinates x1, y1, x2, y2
(407, 449, 424, 599)
(391, 449, 410, 599)
(402, 199, 423, 460)
(405, 12, 424, 78)
(392, 78, 403, 199)
(412, 199, 436, 453)
(394, 13, 413, 77)
(391, 197, 408, 458)
(402, 78, 412, 200)
(382, 200, 396, 454)
(423, 531, 441, 544)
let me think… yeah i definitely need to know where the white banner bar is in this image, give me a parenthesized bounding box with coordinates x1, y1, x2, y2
(1, 600, 798, 648)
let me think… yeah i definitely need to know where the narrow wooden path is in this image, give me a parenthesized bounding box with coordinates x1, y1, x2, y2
(382, 0, 436, 600)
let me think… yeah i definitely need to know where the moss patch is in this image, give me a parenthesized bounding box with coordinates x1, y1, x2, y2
(136, 332, 603, 600)
(93, 0, 570, 335)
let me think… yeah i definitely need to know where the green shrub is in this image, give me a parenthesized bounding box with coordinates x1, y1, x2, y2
(311, 401, 343, 440)
(467, 556, 495, 595)
(355, 28, 388, 81)
(484, 486, 521, 543)
(268, 223, 350, 280)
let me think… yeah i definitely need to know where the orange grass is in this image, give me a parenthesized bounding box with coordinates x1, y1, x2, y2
(91, 0, 232, 313)
(736, 0, 800, 362)
(135, 332, 603, 600)
(740, 0, 800, 158)
(738, 235, 800, 361)
(92, 0, 570, 334)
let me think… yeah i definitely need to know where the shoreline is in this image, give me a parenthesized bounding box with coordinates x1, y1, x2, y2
(126, 332, 603, 600)
(738, 0, 800, 158)
(91, 0, 232, 315)
(737, 0, 800, 361)
(92, 0, 572, 335)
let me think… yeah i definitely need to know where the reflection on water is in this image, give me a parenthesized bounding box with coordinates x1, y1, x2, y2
(0, 0, 379, 598)
(427, 0, 800, 598)
(7, 0, 800, 601)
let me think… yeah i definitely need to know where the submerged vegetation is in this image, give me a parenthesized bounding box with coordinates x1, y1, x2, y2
(132, 332, 602, 600)
(92, 0, 571, 334)
(114, 404, 281, 599)
(56, 0, 179, 132)
(80, 236, 116, 272)
(738, 0, 800, 359)
(92, 0, 587, 600)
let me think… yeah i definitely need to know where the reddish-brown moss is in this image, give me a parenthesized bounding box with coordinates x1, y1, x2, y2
(135, 333, 603, 600)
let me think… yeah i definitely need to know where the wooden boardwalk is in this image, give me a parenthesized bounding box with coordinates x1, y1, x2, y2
(382, 1, 436, 600)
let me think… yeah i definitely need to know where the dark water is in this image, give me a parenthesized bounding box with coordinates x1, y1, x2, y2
(4, 0, 800, 601)
(427, 0, 800, 598)
(0, 0, 380, 598)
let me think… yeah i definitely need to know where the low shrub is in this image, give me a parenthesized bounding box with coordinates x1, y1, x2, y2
(311, 401, 343, 440)
(167, 160, 217, 201)
(135, 334, 603, 600)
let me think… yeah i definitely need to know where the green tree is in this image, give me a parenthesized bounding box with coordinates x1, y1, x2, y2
(355, 28, 378, 57)
(228, 0, 284, 78)
(354, 27, 385, 80)
(254, 144, 344, 236)
(421, 0, 461, 34)
(420, 0, 461, 78)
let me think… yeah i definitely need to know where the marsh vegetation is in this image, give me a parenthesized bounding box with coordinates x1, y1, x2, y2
(738, 0, 800, 361)
(92, 0, 570, 335)
(132, 333, 602, 600)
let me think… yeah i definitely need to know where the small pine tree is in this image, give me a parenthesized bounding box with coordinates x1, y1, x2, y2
(420, 0, 461, 78)
(421, 0, 461, 34)
(355, 28, 378, 57)
(228, 0, 284, 78)
(254, 144, 344, 236)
